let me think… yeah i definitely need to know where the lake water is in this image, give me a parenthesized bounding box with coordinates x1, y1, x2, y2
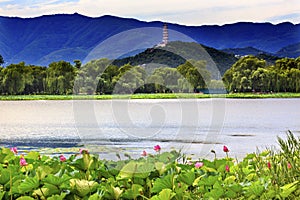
(0, 99, 299, 159)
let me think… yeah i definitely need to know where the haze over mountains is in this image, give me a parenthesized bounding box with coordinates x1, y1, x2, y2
(0, 13, 299, 66)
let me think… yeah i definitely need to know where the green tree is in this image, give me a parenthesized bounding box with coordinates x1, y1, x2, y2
(0, 67, 4, 93)
(251, 68, 269, 92)
(73, 60, 82, 69)
(97, 65, 120, 94)
(288, 68, 300, 92)
(113, 65, 146, 94)
(23, 66, 47, 94)
(2, 62, 27, 95)
(0, 54, 4, 66)
(273, 58, 300, 92)
(149, 67, 182, 93)
(177, 60, 211, 91)
(145, 74, 165, 93)
(223, 56, 266, 92)
(209, 80, 225, 90)
(222, 56, 300, 93)
(46, 61, 76, 94)
(75, 58, 111, 94)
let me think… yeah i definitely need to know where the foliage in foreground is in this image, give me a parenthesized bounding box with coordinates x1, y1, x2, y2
(0, 132, 300, 199)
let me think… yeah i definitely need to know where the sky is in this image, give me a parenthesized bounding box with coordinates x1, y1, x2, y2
(0, 0, 299, 25)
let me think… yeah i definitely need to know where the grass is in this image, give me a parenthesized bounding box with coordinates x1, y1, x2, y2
(225, 92, 300, 99)
(0, 92, 300, 100)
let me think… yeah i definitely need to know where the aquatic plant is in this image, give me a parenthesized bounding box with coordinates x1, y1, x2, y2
(0, 136, 299, 199)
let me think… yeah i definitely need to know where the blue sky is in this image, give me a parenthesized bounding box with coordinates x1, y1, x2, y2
(0, 0, 299, 25)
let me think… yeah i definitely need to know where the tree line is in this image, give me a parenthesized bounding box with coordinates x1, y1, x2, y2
(0, 61, 77, 95)
(75, 58, 212, 94)
(0, 57, 213, 95)
(223, 56, 300, 93)
(1, 54, 300, 95)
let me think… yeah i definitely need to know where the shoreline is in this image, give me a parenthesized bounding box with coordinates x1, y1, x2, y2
(1, 92, 300, 100)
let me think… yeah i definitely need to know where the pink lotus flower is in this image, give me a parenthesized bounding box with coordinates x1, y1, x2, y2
(195, 162, 204, 169)
(267, 162, 271, 169)
(287, 162, 292, 169)
(79, 148, 89, 154)
(20, 157, 27, 167)
(59, 155, 67, 162)
(141, 150, 147, 156)
(225, 165, 230, 172)
(223, 146, 229, 153)
(153, 145, 161, 152)
(10, 147, 18, 154)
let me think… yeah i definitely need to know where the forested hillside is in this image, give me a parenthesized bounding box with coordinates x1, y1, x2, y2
(113, 41, 238, 77)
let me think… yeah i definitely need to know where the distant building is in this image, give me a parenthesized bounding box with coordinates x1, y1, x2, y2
(156, 23, 169, 47)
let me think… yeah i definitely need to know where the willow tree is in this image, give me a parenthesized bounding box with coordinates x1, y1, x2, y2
(46, 61, 76, 94)
(223, 56, 266, 92)
(113, 65, 146, 94)
(177, 60, 211, 91)
(2, 62, 27, 95)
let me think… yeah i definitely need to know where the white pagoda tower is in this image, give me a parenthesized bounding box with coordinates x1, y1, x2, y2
(162, 23, 168, 46)
(156, 23, 169, 47)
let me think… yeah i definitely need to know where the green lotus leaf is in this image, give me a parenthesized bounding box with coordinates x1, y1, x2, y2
(70, 179, 98, 197)
(18, 176, 40, 194)
(122, 184, 143, 199)
(0, 191, 5, 200)
(280, 181, 299, 198)
(47, 193, 67, 200)
(16, 197, 35, 200)
(25, 151, 40, 161)
(200, 175, 219, 186)
(118, 161, 154, 179)
(0, 169, 10, 185)
(151, 174, 174, 194)
(43, 174, 71, 186)
(0, 148, 14, 163)
(33, 183, 60, 197)
(36, 165, 53, 180)
(177, 170, 195, 186)
(88, 192, 105, 200)
(155, 162, 166, 176)
(151, 189, 175, 200)
(224, 175, 236, 185)
(203, 187, 224, 199)
(245, 181, 265, 197)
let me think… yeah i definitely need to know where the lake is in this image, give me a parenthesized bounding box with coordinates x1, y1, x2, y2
(0, 99, 299, 159)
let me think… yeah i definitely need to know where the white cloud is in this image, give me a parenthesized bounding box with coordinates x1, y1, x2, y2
(0, 0, 299, 25)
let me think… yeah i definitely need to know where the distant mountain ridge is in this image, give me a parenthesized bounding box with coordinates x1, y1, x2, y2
(276, 42, 300, 58)
(222, 46, 300, 59)
(222, 47, 269, 56)
(0, 13, 299, 66)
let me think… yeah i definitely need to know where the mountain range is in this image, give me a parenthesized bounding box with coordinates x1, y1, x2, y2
(0, 13, 299, 66)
